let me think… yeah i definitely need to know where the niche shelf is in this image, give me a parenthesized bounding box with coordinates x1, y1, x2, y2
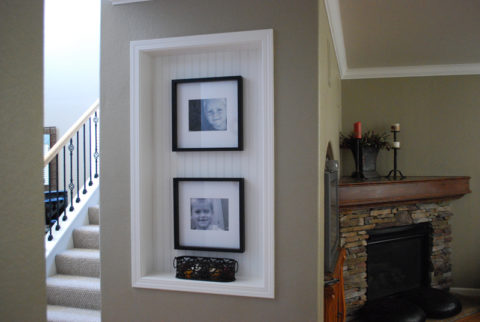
(130, 30, 275, 298)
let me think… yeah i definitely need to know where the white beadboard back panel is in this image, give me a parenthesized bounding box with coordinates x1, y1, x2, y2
(131, 30, 274, 298)
(139, 52, 154, 276)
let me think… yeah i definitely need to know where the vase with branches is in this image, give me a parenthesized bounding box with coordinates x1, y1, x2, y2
(340, 131, 391, 179)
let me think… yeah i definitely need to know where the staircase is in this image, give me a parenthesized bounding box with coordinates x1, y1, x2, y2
(47, 205, 101, 322)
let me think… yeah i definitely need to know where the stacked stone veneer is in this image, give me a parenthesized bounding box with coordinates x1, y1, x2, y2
(340, 202, 454, 320)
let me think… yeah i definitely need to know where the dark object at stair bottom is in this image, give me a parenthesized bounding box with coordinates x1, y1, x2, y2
(360, 297, 426, 322)
(402, 287, 462, 319)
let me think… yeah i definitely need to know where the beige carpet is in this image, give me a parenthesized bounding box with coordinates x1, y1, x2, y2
(47, 206, 101, 321)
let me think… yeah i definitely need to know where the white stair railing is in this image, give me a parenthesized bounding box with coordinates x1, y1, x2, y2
(43, 99, 100, 241)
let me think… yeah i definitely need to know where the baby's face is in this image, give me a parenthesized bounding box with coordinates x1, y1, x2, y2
(191, 200, 213, 229)
(205, 100, 227, 130)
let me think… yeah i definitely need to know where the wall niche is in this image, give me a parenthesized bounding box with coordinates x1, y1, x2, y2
(130, 30, 275, 298)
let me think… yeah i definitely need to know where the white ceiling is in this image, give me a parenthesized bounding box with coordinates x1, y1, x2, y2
(325, 0, 480, 79)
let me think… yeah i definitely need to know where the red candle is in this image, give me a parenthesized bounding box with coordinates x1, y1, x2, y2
(354, 122, 362, 138)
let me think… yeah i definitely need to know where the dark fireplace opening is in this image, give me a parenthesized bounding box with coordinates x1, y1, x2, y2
(367, 223, 430, 301)
(362, 222, 463, 321)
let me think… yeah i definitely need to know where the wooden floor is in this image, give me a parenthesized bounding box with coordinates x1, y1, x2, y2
(457, 313, 480, 322)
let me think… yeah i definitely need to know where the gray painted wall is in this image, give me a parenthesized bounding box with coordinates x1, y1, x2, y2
(0, 1, 46, 321)
(342, 76, 480, 288)
(100, 0, 320, 321)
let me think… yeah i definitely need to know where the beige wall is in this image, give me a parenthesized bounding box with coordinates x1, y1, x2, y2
(0, 1, 46, 321)
(317, 0, 343, 319)
(100, 1, 323, 321)
(342, 76, 480, 288)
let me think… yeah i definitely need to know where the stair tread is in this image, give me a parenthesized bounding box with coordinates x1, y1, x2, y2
(47, 305, 100, 322)
(74, 225, 99, 232)
(56, 249, 100, 278)
(47, 275, 101, 310)
(73, 225, 100, 249)
(88, 206, 100, 225)
(47, 274, 100, 291)
(58, 248, 100, 259)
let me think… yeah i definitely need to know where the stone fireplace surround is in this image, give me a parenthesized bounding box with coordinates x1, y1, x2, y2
(338, 176, 470, 320)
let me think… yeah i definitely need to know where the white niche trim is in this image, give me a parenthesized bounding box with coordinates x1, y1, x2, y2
(111, 0, 150, 5)
(130, 29, 275, 298)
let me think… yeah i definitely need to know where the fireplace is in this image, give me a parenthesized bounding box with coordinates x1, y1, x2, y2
(367, 223, 430, 301)
(340, 203, 455, 319)
(337, 176, 471, 320)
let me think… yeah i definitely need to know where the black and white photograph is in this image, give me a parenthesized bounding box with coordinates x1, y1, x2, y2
(188, 98, 228, 132)
(172, 76, 243, 151)
(173, 178, 244, 252)
(190, 198, 229, 231)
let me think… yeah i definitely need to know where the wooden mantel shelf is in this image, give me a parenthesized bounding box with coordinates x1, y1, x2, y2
(339, 176, 471, 209)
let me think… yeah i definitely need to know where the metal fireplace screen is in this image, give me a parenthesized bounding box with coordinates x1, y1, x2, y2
(367, 223, 430, 301)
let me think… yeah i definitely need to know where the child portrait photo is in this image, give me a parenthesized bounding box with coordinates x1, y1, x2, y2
(188, 98, 228, 132)
(190, 198, 229, 231)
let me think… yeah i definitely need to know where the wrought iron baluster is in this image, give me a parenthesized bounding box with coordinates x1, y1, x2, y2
(68, 139, 75, 211)
(94, 111, 99, 178)
(76, 132, 80, 203)
(82, 124, 87, 194)
(47, 223, 54, 241)
(88, 118, 93, 186)
(45, 102, 99, 242)
(63, 146, 68, 221)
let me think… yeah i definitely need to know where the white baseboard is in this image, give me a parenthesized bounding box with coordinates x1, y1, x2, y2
(450, 287, 480, 296)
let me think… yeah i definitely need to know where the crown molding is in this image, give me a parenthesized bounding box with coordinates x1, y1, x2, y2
(343, 63, 480, 79)
(324, 0, 480, 79)
(324, 0, 347, 78)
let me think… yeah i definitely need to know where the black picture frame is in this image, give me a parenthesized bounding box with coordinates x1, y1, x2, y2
(172, 76, 243, 151)
(173, 177, 245, 253)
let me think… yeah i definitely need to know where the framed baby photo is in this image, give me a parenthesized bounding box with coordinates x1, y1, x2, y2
(172, 76, 243, 151)
(173, 177, 245, 253)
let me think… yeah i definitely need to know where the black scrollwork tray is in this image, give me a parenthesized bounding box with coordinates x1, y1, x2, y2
(173, 256, 238, 282)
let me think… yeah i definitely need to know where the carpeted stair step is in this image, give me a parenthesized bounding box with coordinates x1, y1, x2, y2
(47, 275, 101, 310)
(88, 206, 99, 225)
(47, 305, 100, 322)
(73, 225, 99, 249)
(56, 249, 100, 278)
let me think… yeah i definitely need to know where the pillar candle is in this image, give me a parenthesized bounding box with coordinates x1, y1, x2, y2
(354, 122, 362, 138)
(391, 123, 400, 131)
(393, 141, 400, 148)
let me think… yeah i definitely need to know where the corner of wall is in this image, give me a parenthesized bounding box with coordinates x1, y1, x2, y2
(318, 0, 343, 319)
